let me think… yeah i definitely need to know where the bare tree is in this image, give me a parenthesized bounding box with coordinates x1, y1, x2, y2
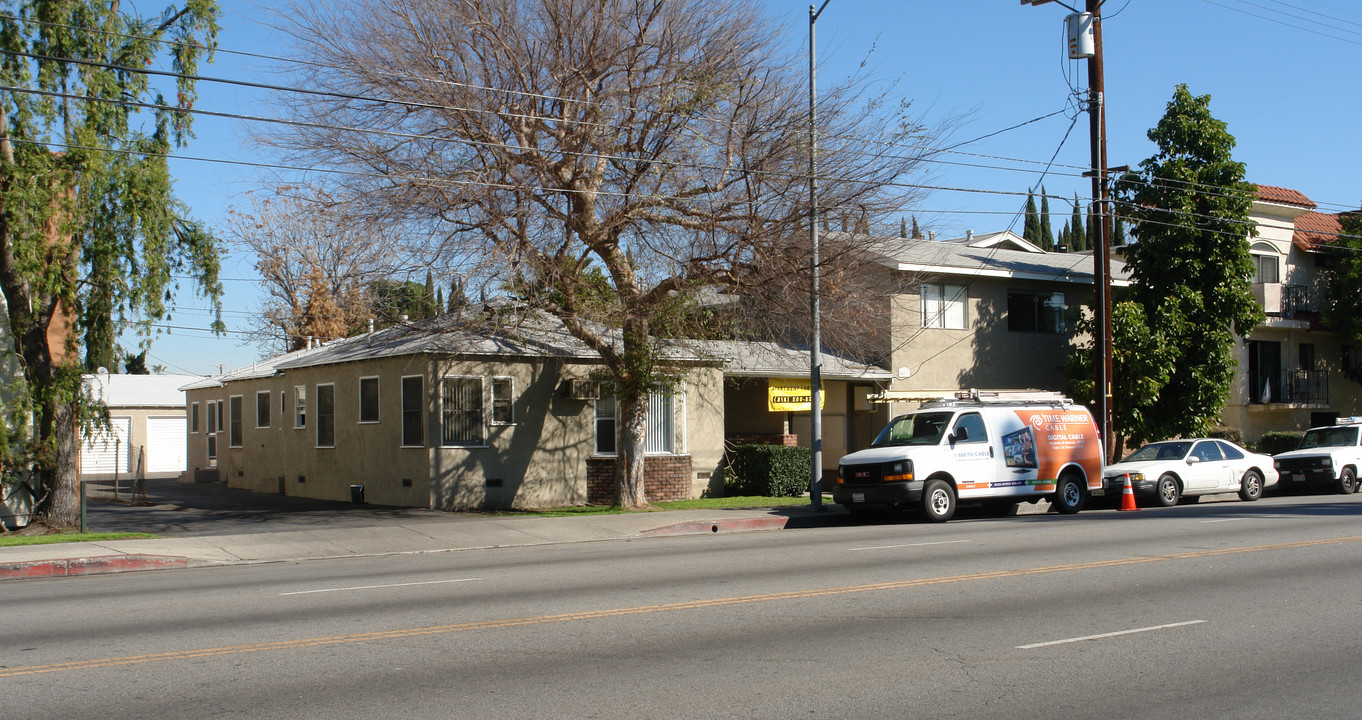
(224, 186, 432, 353)
(273, 0, 937, 509)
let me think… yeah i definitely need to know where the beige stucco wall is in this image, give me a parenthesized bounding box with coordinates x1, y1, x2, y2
(186, 355, 726, 509)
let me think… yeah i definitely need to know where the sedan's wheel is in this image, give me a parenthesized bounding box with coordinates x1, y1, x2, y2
(1336, 467, 1358, 495)
(1238, 469, 1264, 502)
(1053, 473, 1085, 515)
(920, 479, 956, 523)
(1155, 474, 1181, 507)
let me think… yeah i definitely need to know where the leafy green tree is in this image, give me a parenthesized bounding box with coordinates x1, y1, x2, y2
(1074, 84, 1262, 453)
(911, 215, 923, 239)
(1325, 210, 1362, 381)
(1111, 210, 1128, 246)
(1023, 190, 1040, 246)
(0, 0, 222, 528)
(1038, 185, 1054, 251)
(123, 351, 150, 375)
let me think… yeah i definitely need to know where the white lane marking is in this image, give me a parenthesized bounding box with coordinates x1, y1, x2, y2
(280, 578, 482, 596)
(1203, 518, 1251, 524)
(1016, 620, 1205, 649)
(849, 540, 969, 551)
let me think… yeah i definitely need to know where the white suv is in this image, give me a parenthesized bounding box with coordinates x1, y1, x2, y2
(1272, 418, 1362, 494)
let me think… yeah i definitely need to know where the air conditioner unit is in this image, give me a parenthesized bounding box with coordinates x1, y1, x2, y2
(566, 378, 599, 400)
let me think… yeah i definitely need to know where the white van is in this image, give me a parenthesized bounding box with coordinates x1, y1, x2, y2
(834, 391, 1104, 522)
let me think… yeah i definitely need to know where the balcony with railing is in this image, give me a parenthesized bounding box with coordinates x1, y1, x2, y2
(1253, 368, 1329, 406)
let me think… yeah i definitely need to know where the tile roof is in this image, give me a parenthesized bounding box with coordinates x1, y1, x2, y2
(1294, 211, 1342, 250)
(1255, 185, 1316, 209)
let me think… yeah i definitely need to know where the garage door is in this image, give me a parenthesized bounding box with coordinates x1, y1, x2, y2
(81, 416, 131, 476)
(146, 416, 188, 474)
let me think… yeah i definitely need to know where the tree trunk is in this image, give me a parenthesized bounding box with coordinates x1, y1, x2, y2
(36, 402, 81, 530)
(615, 394, 649, 510)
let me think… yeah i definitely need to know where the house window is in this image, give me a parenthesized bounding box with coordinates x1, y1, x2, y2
(294, 386, 307, 428)
(316, 383, 335, 448)
(401, 376, 424, 447)
(1252, 253, 1280, 284)
(441, 376, 484, 446)
(256, 391, 271, 428)
(359, 377, 379, 424)
(595, 385, 676, 455)
(492, 377, 514, 425)
(206, 400, 217, 435)
(1300, 343, 1316, 372)
(921, 284, 967, 329)
(1007, 291, 1066, 334)
(594, 393, 617, 455)
(217, 400, 224, 436)
(228, 396, 243, 447)
(190, 402, 200, 433)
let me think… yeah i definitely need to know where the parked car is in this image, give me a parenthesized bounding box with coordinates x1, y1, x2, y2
(1102, 439, 1277, 506)
(1273, 418, 1362, 494)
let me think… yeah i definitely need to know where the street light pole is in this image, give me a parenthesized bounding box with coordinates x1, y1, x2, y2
(808, 0, 831, 509)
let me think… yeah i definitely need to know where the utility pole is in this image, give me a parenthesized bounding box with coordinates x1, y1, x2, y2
(808, 0, 832, 509)
(1023, 0, 1114, 455)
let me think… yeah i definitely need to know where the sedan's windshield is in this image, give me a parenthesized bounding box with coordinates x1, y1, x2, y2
(1121, 441, 1192, 463)
(872, 412, 953, 447)
(1300, 426, 1360, 449)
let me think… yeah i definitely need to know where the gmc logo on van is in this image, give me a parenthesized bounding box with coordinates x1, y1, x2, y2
(852, 470, 871, 479)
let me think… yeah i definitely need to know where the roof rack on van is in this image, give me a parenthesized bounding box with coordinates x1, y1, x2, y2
(868, 388, 1074, 408)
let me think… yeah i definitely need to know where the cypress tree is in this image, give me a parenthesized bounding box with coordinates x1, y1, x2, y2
(1071, 194, 1086, 252)
(1039, 186, 1055, 251)
(1023, 190, 1040, 245)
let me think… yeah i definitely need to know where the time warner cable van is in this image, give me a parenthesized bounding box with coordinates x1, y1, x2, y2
(833, 390, 1105, 522)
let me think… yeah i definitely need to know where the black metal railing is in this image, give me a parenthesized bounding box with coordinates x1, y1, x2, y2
(1282, 284, 1311, 318)
(1281, 368, 1328, 404)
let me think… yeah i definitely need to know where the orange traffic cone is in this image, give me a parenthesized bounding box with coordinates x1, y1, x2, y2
(1119, 473, 1139, 511)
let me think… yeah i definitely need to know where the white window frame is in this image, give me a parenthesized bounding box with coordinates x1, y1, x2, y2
(255, 390, 271, 429)
(315, 383, 336, 449)
(491, 376, 515, 426)
(294, 385, 307, 428)
(921, 283, 968, 329)
(400, 375, 425, 448)
(440, 375, 486, 447)
(594, 384, 678, 456)
(358, 376, 380, 424)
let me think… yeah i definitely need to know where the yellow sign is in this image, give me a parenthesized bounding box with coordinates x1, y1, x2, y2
(768, 380, 826, 412)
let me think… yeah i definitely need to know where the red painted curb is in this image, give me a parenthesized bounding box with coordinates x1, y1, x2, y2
(637, 516, 790, 538)
(0, 555, 189, 581)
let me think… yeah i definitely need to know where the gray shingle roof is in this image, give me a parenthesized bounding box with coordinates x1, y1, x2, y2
(86, 372, 201, 407)
(857, 233, 1132, 286)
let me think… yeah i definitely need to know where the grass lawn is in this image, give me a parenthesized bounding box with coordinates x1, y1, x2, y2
(482, 495, 819, 518)
(0, 532, 158, 548)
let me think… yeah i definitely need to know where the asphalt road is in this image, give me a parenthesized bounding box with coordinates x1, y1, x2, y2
(6, 491, 1362, 719)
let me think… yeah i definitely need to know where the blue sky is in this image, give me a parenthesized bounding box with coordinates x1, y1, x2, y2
(145, 0, 1362, 376)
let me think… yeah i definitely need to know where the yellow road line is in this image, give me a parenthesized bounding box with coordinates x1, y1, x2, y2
(5, 533, 1359, 678)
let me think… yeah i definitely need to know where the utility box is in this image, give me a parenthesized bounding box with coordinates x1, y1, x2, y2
(1066, 12, 1095, 59)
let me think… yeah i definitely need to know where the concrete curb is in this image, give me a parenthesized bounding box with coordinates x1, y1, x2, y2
(0, 555, 189, 580)
(634, 516, 790, 537)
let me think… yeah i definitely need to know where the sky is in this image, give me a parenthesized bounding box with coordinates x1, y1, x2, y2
(141, 0, 1362, 377)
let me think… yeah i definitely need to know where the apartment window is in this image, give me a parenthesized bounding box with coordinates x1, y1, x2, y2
(359, 377, 379, 424)
(921, 284, 967, 329)
(217, 401, 224, 436)
(294, 386, 307, 428)
(228, 396, 243, 447)
(1252, 253, 1280, 284)
(1008, 291, 1066, 334)
(1300, 343, 1316, 372)
(401, 376, 424, 447)
(492, 377, 514, 425)
(256, 391, 271, 428)
(316, 384, 335, 448)
(190, 402, 200, 433)
(595, 385, 676, 455)
(206, 400, 217, 435)
(441, 376, 484, 446)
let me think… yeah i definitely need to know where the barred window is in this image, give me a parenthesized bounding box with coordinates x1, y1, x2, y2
(441, 376, 484, 446)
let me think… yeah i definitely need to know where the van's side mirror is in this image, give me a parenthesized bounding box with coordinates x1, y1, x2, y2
(951, 426, 969, 443)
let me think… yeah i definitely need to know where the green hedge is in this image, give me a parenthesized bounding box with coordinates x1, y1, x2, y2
(1255, 431, 1303, 456)
(727, 444, 811, 497)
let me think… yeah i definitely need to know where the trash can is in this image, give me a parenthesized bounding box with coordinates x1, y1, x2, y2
(350, 484, 365, 504)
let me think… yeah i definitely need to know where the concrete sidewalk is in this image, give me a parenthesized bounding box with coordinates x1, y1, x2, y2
(0, 500, 838, 580)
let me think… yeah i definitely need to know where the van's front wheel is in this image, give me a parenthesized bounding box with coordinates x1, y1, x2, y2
(921, 479, 956, 523)
(1053, 473, 1085, 515)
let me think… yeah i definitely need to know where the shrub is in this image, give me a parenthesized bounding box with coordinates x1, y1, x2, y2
(1255, 431, 1303, 456)
(727, 444, 811, 497)
(1207, 426, 1242, 445)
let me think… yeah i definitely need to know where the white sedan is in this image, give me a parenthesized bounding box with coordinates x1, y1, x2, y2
(1103, 439, 1278, 507)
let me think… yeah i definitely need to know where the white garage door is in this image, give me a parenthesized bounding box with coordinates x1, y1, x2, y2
(146, 416, 188, 474)
(81, 416, 131, 476)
